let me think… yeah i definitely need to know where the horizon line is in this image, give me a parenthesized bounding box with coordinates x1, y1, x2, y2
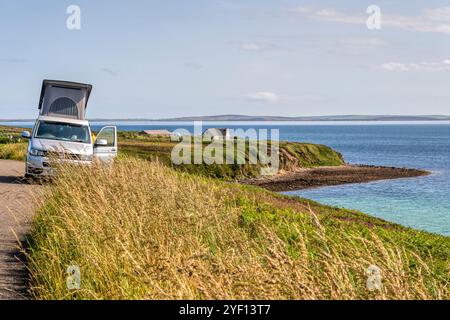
(2, 114, 450, 122)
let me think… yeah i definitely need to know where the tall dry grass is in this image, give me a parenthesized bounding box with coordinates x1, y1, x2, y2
(27, 158, 449, 300)
(0, 142, 27, 161)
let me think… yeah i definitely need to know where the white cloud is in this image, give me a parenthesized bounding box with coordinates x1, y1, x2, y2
(381, 60, 450, 72)
(337, 37, 386, 47)
(291, 7, 365, 25)
(290, 5, 314, 14)
(237, 41, 284, 52)
(292, 5, 450, 35)
(383, 14, 450, 35)
(314, 9, 364, 24)
(424, 7, 450, 22)
(240, 42, 264, 51)
(241, 92, 326, 104)
(243, 91, 279, 103)
(381, 63, 410, 72)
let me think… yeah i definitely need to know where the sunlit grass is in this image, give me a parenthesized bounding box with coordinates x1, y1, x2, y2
(0, 143, 27, 161)
(27, 158, 450, 300)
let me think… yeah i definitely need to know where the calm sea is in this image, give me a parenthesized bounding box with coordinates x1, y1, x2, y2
(3, 121, 449, 236)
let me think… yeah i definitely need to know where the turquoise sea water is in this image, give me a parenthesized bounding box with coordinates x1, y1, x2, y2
(3, 121, 449, 236)
(280, 124, 450, 236)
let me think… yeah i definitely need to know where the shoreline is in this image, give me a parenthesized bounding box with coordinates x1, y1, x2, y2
(240, 164, 431, 192)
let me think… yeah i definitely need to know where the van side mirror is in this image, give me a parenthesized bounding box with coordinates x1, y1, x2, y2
(21, 131, 31, 139)
(95, 139, 108, 146)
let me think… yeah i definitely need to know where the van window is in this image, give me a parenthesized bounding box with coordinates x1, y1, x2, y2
(35, 121, 91, 144)
(49, 97, 79, 118)
(95, 127, 115, 147)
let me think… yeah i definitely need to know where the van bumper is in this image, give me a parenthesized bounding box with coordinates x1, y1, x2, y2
(25, 155, 92, 177)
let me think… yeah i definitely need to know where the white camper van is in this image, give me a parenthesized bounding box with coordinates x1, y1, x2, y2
(22, 80, 118, 177)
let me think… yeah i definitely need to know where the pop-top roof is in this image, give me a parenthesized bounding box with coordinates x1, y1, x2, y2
(38, 80, 93, 120)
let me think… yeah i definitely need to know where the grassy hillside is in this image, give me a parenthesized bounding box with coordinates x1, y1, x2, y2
(119, 132, 344, 179)
(27, 159, 450, 300)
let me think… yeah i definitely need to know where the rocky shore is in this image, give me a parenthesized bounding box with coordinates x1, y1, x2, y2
(240, 165, 431, 192)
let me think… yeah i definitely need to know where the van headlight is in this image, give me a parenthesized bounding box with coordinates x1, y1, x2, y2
(29, 148, 45, 157)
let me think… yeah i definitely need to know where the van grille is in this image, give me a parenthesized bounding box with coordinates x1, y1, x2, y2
(43, 151, 84, 161)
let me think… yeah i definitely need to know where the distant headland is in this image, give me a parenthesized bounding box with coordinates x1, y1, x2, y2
(2, 114, 450, 122)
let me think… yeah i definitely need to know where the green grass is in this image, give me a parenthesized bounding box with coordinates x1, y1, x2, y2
(0, 143, 27, 161)
(0, 125, 28, 160)
(118, 132, 345, 179)
(280, 141, 344, 167)
(26, 159, 450, 300)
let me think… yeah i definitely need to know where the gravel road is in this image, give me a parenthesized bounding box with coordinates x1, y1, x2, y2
(0, 160, 36, 300)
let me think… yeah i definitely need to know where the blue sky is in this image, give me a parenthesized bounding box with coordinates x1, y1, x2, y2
(1, 0, 450, 119)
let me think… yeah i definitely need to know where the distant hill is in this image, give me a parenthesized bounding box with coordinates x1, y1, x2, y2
(160, 115, 450, 122)
(2, 115, 450, 122)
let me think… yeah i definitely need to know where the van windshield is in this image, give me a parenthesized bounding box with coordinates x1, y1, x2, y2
(35, 121, 91, 144)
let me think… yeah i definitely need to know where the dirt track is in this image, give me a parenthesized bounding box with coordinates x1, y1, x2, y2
(0, 160, 35, 300)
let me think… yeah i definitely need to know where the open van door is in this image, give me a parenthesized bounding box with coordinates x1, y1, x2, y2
(94, 126, 118, 162)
